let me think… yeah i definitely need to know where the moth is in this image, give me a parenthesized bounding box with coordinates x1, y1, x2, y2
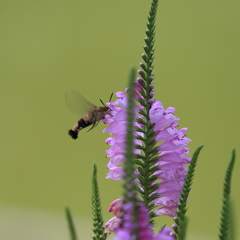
(66, 90, 112, 139)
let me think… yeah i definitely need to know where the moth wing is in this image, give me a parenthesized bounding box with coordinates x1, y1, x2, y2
(65, 90, 97, 117)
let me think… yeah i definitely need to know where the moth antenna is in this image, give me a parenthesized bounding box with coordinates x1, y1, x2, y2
(100, 99, 105, 106)
(109, 92, 113, 102)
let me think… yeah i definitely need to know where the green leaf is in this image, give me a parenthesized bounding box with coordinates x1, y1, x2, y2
(175, 145, 204, 240)
(65, 207, 78, 240)
(218, 149, 236, 240)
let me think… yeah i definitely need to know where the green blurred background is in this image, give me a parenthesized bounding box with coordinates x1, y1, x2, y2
(0, 0, 239, 239)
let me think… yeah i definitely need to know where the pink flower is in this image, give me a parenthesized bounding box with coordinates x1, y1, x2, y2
(113, 202, 153, 240)
(104, 217, 121, 234)
(108, 198, 123, 217)
(153, 226, 176, 240)
(111, 201, 175, 240)
(106, 166, 124, 180)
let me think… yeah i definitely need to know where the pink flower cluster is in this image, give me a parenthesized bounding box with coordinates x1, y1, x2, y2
(104, 199, 175, 240)
(149, 101, 191, 217)
(103, 89, 143, 180)
(103, 87, 191, 218)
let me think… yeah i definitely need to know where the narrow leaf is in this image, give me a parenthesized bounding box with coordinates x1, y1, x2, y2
(218, 149, 236, 240)
(65, 207, 78, 240)
(175, 145, 204, 239)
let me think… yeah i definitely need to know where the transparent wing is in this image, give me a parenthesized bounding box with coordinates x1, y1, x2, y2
(65, 90, 97, 117)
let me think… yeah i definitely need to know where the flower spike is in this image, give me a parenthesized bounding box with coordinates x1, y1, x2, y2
(103, 0, 192, 224)
(92, 162, 108, 240)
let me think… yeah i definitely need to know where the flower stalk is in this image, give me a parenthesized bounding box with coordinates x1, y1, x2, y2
(134, 0, 160, 219)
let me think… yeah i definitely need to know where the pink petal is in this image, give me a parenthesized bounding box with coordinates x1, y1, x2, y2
(159, 150, 189, 163)
(154, 207, 177, 217)
(154, 226, 175, 240)
(104, 216, 121, 234)
(114, 230, 131, 240)
(154, 114, 179, 131)
(108, 199, 123, 217)
(106, 166, 124, 180)
(155, 126, 179, 141)
(104, 121, 127, 134)
(107, 154, 125, 167)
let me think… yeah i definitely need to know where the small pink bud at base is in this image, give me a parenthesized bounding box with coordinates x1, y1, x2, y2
(149, 92, 155, 97)
(172, 224, 178, 230)
(170, 232, 177, 238)
(138, 70, 146, 78)
(141, 54, 147, 62)
(148, 98, 154, 104)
